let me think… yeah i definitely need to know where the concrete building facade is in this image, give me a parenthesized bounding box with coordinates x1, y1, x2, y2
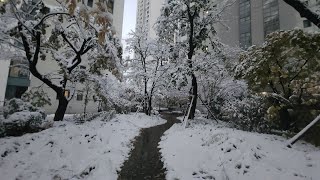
(0, 58, 30, 107)
(0, 60, 11, 106)
(136, 0, 165, 39)
(135, 0, 318, 47)
(0, 0, 124, 114)
(217, 0, 319, 49)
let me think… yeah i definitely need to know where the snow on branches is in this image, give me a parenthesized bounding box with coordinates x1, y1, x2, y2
(0, 0, 122, 121)
(125, 27, 172, 115)
(155, 0, 234, 119)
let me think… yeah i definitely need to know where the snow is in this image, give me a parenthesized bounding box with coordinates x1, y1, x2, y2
(0, 113, 166, 180)
(4, 111, 43, 123)
(160, 117, 320, 180)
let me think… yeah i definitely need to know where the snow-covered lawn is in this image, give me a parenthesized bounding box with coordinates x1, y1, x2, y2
(0, 113, 166, 180)
(160, 117, 320, 180)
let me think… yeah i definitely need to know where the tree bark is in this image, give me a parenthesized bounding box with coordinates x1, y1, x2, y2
(144, 77, 148, 115)
(186, 5, 198, 119)
(54, 96, 68, 121)
(279, 108, 291, 130)
(147, 96, 152, 115)
(188, 73, 198, 119)
(283, 0, 320, 28)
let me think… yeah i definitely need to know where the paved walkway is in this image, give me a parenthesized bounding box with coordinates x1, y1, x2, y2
(118, 112, 181, 180)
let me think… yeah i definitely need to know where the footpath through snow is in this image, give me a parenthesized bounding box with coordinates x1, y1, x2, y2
(160, 117, 320, 180)
(0, 113, 166, 180)
(118, 112, 181, 180)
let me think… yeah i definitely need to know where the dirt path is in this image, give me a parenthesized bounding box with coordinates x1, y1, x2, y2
(117, 112, 181, 180)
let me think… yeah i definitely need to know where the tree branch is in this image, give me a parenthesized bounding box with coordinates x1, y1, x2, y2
(283, 0, 320, 28)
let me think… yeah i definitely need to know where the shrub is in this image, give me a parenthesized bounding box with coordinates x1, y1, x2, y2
(232, 96, 269, 133)
(217, 95, 270, 133)
(3, 98, 39, 118)
(0, 99, 52, 137)
(73, 110, 116, 124)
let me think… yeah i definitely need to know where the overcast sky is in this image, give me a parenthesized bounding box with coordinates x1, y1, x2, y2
(121, 0, 137, 56)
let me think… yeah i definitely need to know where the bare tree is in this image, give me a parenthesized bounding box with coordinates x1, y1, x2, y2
(126, 28, 171, 115)
(1, 1, 121, 121)
(156, 0, 232, 119)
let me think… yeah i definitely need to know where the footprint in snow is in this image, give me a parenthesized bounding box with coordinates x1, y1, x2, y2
(192, 170, 215, 179)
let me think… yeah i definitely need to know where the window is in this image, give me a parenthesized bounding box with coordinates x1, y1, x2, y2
(64, 90, 70, 98)
(239, 0, 251, 49)
(77, 92, 83, 101)
(9, 60, 29, 78)
(107, 0, 114, 14)
(303, 20, 312, 28)
(239, 0, 250, 18)
(87, 0, 93, 7)
(263, 0, 280, 37)
(56, 90, 70, 99)
(240, 33, 251, 48)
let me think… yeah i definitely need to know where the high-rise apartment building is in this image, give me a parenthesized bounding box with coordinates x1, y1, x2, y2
(136, 0, 164, 38)
(135, 0, 318, 48)
(217, 0, 319, 49)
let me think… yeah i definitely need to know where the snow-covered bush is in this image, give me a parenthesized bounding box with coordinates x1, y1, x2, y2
(236, 29, 320, 131)
(93, 74, 139, 114)
(0, 116, 5, 137)
(0, 99, 51, 137)
(0, 105, 4, 136)
(214, 94, 270, 133)
(73, 110, 116, 124)
(3, 98, 40, 118)
(100, 110, 116, 122)
(73, 113, 100, 124)
(207, 80, 270, 133)
(226, 96, 270, 133)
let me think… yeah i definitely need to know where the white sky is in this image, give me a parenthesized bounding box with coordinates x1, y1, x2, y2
(121, 0, 137, 57)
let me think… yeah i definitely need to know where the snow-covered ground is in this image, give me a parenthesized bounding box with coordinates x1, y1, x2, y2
(160, 117, 320, 180)
(0, 113, 166, 180)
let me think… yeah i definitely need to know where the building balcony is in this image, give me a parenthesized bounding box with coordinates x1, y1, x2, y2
(7, 76, 30, 87)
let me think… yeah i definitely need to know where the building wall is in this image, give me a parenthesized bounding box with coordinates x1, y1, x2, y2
(217, 0, 319, 48)
(148, 0, 165, 38)
(136, 0, 165, 39)
(250, 0, 265, 45)
(0, 60, 10, 106)
(216, 0, 240, 47)
(113, 0, 125, 39)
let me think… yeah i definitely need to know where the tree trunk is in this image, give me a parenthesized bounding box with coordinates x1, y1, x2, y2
(188, 73, 198, 119)
(84, 88, 89, 116)
(279, 108, 291, 130)
(147, 96, 152, 115)
(54, 97, 68, 121)
(84, 103, 87, 117)
(144, 78, 148, 115)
